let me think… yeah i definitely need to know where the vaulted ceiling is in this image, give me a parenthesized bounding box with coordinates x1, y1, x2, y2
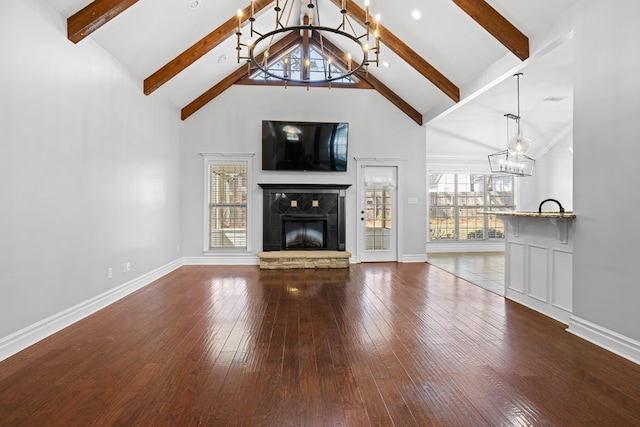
(45, 0, 581, 156)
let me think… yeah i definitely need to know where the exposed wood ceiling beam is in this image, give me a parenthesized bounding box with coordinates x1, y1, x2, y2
(181, 31, 299, 120)
(67, 0, 139, 44)
(452, 0, 529, 61)
(145, 0, 273, 95)
(312, 33, 423, 125)
(356, 72, 423, 126)
(181, 66, 247, 121)
(328, 0, 460, 103)
(182, 4, 423, 124)
(302, 16, 311, 81)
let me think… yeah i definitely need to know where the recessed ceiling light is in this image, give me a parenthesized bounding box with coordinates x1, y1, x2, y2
(188, 0, 201, 10)
(411, 9, 422, 20)
(382, 61, 390, 68)
(218, 54, 227, 64)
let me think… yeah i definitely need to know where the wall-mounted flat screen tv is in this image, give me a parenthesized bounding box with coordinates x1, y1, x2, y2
(262, 120, 349, 171)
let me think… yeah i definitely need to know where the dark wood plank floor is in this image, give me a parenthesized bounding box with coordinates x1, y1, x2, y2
(1, 263, 640, 426)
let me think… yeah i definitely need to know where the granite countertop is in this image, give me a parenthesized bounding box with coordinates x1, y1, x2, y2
(482, 211, 576, 219)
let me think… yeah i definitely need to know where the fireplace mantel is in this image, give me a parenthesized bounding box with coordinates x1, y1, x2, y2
(258, 183, 351, 252)
(258, 183, 351, 191)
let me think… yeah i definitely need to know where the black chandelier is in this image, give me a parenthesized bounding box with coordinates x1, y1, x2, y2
(236, 0, 380, 84)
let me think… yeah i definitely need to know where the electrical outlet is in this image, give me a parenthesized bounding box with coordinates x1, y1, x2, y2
(107, 268, 113, 279)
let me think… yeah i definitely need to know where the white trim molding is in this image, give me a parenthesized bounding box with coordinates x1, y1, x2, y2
(567, 316, 640, 366)
(0, 259, 182, 363)
(201, 152, 255, 253)
(355, 158, 405, 263)
(402, 254, 428, 263)
(427, 241, 505, 254)
(183, 254, 260, 265)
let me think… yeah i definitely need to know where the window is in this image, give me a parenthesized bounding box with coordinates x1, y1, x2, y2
(429, 173, 514, 241)
(250, 45, 358, 84)
(203, 154, 253, 251)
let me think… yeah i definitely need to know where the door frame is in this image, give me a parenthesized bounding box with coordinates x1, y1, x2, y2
(355, 157, 405, 263)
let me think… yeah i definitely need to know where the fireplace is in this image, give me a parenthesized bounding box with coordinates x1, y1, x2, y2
(282, 215, 327, 249)
(258, 184, 350, 251)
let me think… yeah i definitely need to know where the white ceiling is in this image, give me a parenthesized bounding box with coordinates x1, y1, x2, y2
(427, 35, 575, 158)
(44, 0, 580, 157)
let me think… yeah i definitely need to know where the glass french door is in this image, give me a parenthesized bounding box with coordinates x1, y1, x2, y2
(359, 166, 397, 262)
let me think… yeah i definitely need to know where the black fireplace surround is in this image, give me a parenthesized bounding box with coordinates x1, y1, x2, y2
(259, 184, 350, 251)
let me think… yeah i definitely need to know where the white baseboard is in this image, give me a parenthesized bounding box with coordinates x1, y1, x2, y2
(183, 254, 260, 265)
(402, 254, 428, 263)
(0, 259, 182, 363)
(567, 315, 640, 366)
(426, 241, 505, 254)
(506, 290, 571, 325)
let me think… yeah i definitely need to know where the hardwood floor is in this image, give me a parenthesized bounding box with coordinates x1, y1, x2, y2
(1, 263, 640, 426)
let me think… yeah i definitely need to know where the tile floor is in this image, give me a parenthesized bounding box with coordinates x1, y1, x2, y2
(426, 252, 505, 295)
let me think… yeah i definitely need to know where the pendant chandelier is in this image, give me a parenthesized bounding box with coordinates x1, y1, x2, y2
(236, 0, 381, 84)
(488, 73, 535, 176)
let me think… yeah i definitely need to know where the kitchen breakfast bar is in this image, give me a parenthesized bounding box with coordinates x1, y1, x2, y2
(485, 208, 577, 324)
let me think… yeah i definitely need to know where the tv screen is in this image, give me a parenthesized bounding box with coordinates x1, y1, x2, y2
(262, 120, 349, 171)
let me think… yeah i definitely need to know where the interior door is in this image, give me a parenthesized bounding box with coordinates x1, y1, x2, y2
(359, 166, 398, 262)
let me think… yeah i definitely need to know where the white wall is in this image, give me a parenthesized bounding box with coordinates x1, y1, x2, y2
(571, 0, 640, 344)
(518, 130, 574, 211)
(0, 1, 182, 343)
(180, 85, 427, 261)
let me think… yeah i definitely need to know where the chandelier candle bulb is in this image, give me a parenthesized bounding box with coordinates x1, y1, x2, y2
(249, 1, 255, 34)
(365, 0, 370, 38)
(236, 10, 242, 63)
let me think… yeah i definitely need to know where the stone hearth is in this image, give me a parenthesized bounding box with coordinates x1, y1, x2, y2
(258, 250, 351, 269)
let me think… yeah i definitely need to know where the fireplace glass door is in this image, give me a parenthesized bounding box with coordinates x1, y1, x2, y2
(283, 218, 327, 250)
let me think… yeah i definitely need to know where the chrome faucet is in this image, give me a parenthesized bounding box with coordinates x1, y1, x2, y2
(538, 198, 565, 213)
